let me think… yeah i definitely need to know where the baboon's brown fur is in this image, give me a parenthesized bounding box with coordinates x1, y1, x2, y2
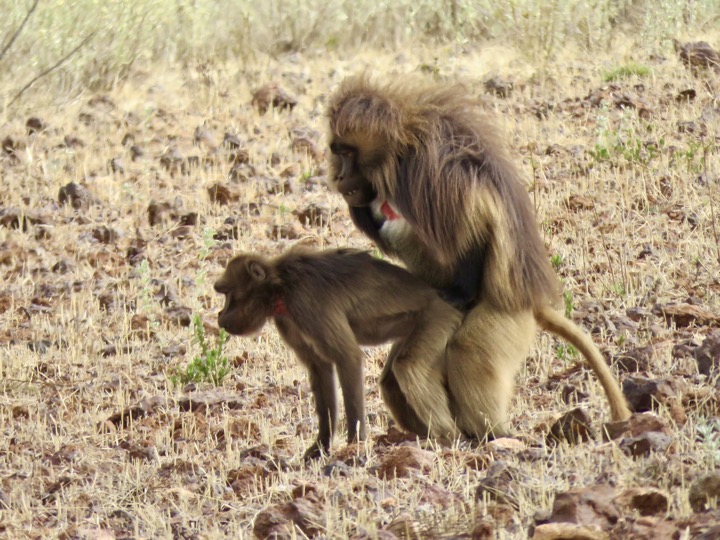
(214, 247, 462, 458)
(326, 74, 631, 436)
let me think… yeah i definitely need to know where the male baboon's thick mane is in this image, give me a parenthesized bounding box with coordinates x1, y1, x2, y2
(328, 74, 559, 311)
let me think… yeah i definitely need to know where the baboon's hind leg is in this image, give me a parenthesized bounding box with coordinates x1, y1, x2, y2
(382, 301, 462, 439)
(447, 304, 536, 439)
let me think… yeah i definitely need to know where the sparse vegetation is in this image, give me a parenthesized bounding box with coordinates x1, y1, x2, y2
(556, 342, 578, 360)
(169, 315, 230, 387)
(0, 0, 719, 537)
(2, 0, 720, 102)
(603, 62, 652, 81)
(550, 253, 564, 271)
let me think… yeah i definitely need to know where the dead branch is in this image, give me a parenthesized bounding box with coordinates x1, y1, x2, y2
(8, 30, 96, 107)
(0, 0, 40, 63)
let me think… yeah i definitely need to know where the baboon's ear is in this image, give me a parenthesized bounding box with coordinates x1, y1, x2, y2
(247, 260, 267, 281)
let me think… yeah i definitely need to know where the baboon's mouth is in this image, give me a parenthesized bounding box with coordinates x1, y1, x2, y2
(343, 189, 357, 196)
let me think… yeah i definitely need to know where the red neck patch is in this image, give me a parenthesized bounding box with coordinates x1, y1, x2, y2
(272, 298, 288, 317)
(381, 201, 400, 220)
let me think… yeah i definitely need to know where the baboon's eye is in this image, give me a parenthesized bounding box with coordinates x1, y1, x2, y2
(331, 143, 354, 157)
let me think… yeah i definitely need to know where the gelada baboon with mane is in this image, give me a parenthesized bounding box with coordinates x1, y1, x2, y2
(326, 74, 631, 438)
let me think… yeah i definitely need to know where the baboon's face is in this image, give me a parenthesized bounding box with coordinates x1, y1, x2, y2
(329, 141, 376, 207)
(214, 256, 272, 335)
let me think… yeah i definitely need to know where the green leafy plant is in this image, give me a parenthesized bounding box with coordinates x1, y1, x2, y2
(550, 254, 564, 271)
(170, 315, 230, 387)
(299, 169, 316, 183)
(603, 63, 651, 82)
(697, 419, 720, 467)
(675, 140, 704, 174)
(556, 343, 578, 361)
(612, 282, 627, 297)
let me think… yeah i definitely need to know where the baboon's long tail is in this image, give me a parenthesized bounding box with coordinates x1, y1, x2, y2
(535, 307, 632, 422)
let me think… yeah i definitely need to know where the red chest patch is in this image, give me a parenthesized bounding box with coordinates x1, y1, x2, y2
(272, 298, 288, 317)
(381, 201, 400, 220)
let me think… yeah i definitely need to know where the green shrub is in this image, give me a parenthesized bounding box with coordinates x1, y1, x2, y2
(170, 315, 230, 387)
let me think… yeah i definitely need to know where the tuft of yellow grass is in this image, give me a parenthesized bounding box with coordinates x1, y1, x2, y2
(2, 0, 720, 103)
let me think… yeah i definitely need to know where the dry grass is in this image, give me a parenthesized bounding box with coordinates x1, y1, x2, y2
(2, 0, 720, 102)
(0, 10, 719, 539)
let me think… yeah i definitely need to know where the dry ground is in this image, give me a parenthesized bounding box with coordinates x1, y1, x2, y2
(0, 42, 719, 538)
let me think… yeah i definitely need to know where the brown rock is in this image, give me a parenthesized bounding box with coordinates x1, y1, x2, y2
(170, 225, 193, 239)
(253, 498, 324, 539)
(612, 93, 653, 117)
(613, 344, 664, 373)
(674, 40, 720, 71)
(159, 147, 186, 175)
(652, 302, 718, 328)
(608, 516, 679, 540)
(58, 182, 94, 210)
(606, 412, 672, 443)
(374, 425, 418, 447)
(679, 509, 720, 539)
(92, 226, 119, 244)
(252, 505, 291, 539)
(615, 487, 669, 516)
(475, 461, 519, 509)
(626, 412, 670, 436)
(2, 135, 23, 156)
(676, 88, 697, 101)
(486, 437, 526, 458)
(102, 396, 168, 430)
(26, 116, 47, 134)
(688, 472, 720, 512)
(385, 513, 420, 539)
(625, 307, 654, 322)
(252, 83, 297, 115)
(269, 222, 303, 241)
(418, 483, 460, 510)
(377, 446, 434, 478)
(222, 132, 243, 149)
(566, 195, 595, 212)
(620, 431, 673, 457)
(63, 135, 84, 148)
(129, 144, 144, 161)
(148, 201, 177, 226)
(291, 136, 322, 161)
(549, 484, 619, 529)
(622, 376, 676, 412)
(0, 206, 46, 232)
(262, 177, 292, 195)
(192, 126, 213, 147)
(88, 95, 116, 110)
(207, 183, 238, 205)
(547, 408, 596, 445)
(693, 331, 720, 376)
(163, 305, 192, 327)
(484, 76, 514, 98)
(295, 203, 330, 227)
